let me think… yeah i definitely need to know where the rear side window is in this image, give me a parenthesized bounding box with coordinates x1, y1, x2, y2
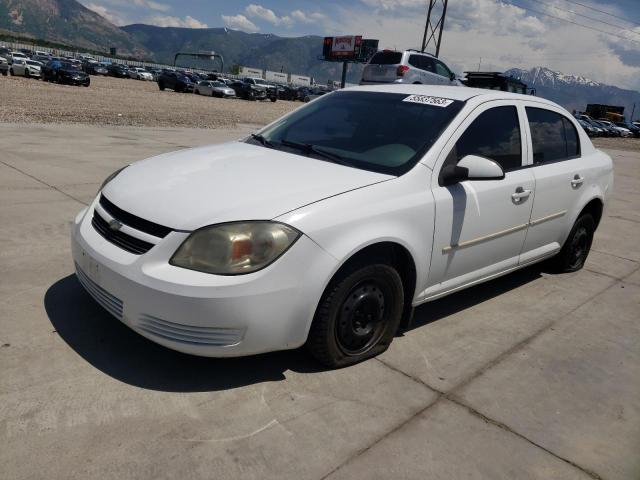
(435, 60, 451, 78)
(526, 107, 580, 163)
(452, 106, 522, 172)
(369, 51, 403, 65)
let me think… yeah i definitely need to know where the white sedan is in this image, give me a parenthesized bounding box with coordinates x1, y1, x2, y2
(128, 67, 153, 81)
(195, 80, 236, 97)
(71, 85, 613, 367)
(9, 59, 42, 78)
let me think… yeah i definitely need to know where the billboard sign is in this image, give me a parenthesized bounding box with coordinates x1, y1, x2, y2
(323, 36, 377, 62)
(332, 36, 361, 56)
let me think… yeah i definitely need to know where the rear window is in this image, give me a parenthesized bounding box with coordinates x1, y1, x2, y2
(369, 51, 403, 65)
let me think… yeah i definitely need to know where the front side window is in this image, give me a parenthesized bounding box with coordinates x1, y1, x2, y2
(253, 91, 464, 175)
(451, 106, 522, 172)
(526, 107, 581, 163)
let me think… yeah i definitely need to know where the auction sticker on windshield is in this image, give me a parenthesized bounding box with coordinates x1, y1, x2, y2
(402, 95, 454, 107)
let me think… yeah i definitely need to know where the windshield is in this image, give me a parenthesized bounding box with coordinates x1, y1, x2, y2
(252, 91, 464, 175)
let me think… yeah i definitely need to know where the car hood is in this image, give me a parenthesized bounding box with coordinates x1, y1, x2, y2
(102, 142, 393, 231)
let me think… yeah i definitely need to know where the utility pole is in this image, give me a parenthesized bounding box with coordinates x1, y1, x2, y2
(420, 0, 449, 58)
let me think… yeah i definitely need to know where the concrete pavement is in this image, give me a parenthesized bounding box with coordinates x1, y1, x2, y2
(1, 123, 638, 479)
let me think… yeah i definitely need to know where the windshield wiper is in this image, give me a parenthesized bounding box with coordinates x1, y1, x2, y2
(279, 139, 353, 167)
(250, 133, 276, 148)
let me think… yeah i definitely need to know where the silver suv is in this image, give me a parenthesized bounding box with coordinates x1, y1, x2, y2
(360, 49, 461, 86)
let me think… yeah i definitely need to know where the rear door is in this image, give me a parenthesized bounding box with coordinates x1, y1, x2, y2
(361, 51, 403, 83)
(519, 104, 594, 263)
(419, 57, 448, 85)
(424, 102, 535, 297)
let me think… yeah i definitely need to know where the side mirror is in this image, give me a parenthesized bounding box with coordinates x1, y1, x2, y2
(440, 155, 505, 186)
(449, 72, 456, 81)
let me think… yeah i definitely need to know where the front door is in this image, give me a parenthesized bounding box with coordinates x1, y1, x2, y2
(420, 102, 535, 300)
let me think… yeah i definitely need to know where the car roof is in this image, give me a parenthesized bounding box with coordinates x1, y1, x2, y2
(345, 84, 563, 108)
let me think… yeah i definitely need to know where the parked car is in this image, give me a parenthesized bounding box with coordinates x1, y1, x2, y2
(277, 85, 299, 101)
(0, 56, 8, 76)
(43, 60, 90, 86)
(72, 85, 612, 367)
(361, 49, 461, 86)
(576, 118, 599, 137)
(128, 67, 153, 81)
(597, 119, 632, 137)
(614, 121, 640, 137)
(7, 51, 28, 65)
(230, 80, 268, 101)
(85, 62, 109, 76)
(32, 54, 53, 65)
(194, 80, 236, 97)
(107, 63, 130, 78)
(243, 77, 278, 101)
(578, 115, 614, 137)
(9, 59, 42, 78)
(157, 71, 194, 93)
(303, 88, 331, 103)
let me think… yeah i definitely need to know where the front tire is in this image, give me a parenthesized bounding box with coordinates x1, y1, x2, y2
(306, 262, 404, 368)
(549, 214, 595, 273)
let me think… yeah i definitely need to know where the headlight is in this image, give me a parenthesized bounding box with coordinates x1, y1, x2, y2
(99, 165, 128, 192)
(170, 222, 300, 275)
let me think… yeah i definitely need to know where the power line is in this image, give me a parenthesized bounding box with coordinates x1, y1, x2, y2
(533, 0, 640, 37)
(503, 0, 640, 45)
(560, 0, 640, 27)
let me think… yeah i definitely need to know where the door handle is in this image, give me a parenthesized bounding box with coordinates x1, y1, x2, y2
(571, 175, 584, 188)
(511, 187, 531, 203)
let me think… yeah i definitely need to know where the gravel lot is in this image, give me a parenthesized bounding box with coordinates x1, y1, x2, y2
(0, 75, 299, 128)
(592, 136, 640, 153)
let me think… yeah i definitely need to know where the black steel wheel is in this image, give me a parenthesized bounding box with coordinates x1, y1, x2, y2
(307, 262, 403, 368)
(548, 213, 595, 273)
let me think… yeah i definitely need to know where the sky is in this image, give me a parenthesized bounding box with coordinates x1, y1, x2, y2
(79, 0, 640, 91)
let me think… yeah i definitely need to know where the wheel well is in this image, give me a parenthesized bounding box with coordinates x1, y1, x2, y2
(580, 198, 604, 228)
(336, 242, 417, 330)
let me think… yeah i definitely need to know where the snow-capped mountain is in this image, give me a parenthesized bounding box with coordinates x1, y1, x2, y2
(505, 66, 602, 88)
(504, 66, 639, 116)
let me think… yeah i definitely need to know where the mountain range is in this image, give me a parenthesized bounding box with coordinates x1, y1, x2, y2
(505, 67, 640, 115)
(1, 0, 638, 116)
(0, 0, 148, 56)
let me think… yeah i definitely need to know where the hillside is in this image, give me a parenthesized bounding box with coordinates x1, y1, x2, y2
(121, 24, 360, 83)
(0, 0, 148, 57)
(505, 66, 640, 115)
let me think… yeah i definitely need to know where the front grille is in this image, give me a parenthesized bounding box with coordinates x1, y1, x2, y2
(75, 263, 124, 320)
(137, 314, 245, 347)
(100, 194, 172, 238)
(92, 211, 154, 255)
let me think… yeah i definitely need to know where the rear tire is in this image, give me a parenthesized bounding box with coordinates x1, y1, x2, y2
(548, 214, 595, 273)
(158, 82, 165, 91)
(306, 262, 404, 368)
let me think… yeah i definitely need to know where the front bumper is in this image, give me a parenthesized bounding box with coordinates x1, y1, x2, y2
(70, 199, 338, 357)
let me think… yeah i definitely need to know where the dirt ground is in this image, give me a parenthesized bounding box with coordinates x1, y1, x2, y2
(0, 75, 299, 128)
(592, 136, 640, 153)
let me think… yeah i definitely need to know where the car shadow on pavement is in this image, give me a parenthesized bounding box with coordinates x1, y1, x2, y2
(45, 265, 544, 393)
(408, 263, 544, 331)
(45, 275, 325, 393)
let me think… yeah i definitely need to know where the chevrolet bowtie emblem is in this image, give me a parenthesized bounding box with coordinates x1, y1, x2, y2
(108, 219, 123, 231)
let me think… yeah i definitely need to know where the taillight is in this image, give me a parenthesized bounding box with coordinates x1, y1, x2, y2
(397, 65, 410, 77)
